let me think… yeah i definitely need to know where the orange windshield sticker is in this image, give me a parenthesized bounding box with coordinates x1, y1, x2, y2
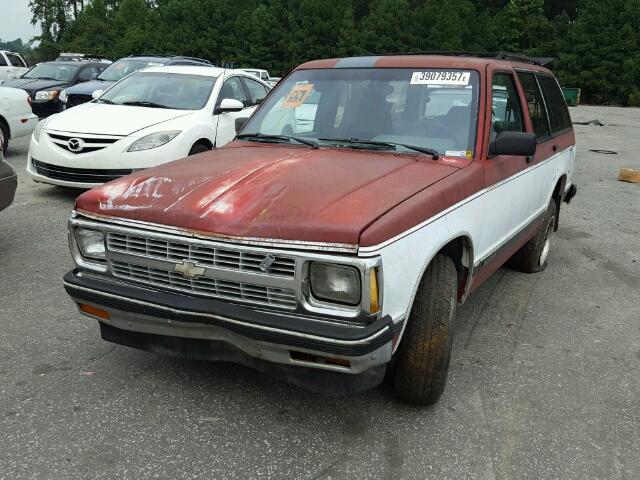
(282, 83, 314, 108)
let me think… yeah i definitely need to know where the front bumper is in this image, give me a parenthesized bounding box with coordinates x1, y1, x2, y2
(27, 130, 190, 188)
(64, 270, 396, 392)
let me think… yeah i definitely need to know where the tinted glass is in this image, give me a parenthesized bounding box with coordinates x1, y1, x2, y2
(491, 74, 524, 140)
(219, 77, 248, 106)
(243, 68, 480, 155)
(517, 72, 550, 139)
(537, 74, 572, 133)
(242, 78, 269, 105)
(7, 54, 26, 67)
(98, 59, 165, 82)
(0, 54, 7, 67)
(23, 63, 81, 81)
(99, 72, 217, 110)
(78, 66, 99, 81)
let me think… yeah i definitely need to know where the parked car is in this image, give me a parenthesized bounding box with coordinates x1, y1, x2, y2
(0, 50, 29, 83)
(0, 86, 39, 152)
(241, 68, 277, 87)
(61, 55, 212, 108)
(62, 53, 577, 405)
(3, 61, 108, 118)
(28, 66, 270, 187)
(55, 53, 112, 64)
(0, 137, 17, 213)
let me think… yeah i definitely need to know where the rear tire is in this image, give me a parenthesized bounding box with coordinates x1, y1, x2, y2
(188, 142, 210, 155)
(0, 122, 8, 153)
(392, 254, 457, 406)
(508, 200, 557, 273)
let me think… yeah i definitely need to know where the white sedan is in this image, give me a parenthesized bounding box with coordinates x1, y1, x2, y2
(0, 86, 39, 152)
(27, 65, 270, 188)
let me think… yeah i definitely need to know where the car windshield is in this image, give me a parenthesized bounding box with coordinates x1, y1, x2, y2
(98, 72, 218, 110)
(22, 63, 81, 82)
(97, 59, 165, 82)
(242, 68, 480, 155)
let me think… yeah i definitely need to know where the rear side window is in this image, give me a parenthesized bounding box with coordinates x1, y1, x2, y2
(537, 74, 572, 134)
(491, 73, 524, 140)
(0, 54, 7, 67)
(517, 72, 550, 140)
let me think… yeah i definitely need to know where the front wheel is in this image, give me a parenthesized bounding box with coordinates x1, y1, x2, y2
(508, 199, 557, 273)
(392, 254, 457, 406)
(0, 122, 8, 153)
(188, 143, 210, 155)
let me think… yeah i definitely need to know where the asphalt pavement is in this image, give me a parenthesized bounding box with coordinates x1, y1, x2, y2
(1, 106, 639, 479)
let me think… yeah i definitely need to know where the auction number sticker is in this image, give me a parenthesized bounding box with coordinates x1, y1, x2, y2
(282, 83, 314, 109)
(410, 71, 470, 86)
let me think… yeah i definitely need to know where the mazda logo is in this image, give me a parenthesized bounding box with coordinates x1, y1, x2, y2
(67, 138, 84, 153)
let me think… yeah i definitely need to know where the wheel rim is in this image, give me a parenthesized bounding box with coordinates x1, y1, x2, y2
(538, 217, 555, 266)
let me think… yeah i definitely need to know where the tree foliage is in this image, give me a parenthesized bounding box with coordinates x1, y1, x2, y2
(12, 0, 640, 104)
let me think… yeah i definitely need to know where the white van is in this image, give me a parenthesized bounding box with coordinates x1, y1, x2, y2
(0, 51, 29, 83)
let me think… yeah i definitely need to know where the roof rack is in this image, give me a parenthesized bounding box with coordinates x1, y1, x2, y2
(126, 54, 212, 64)
(373, 51, 554, 67)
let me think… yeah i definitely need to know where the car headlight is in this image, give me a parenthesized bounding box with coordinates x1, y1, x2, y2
(309, 262, 361, 306)
(32, 119, 47, 142)
(75, 229, 106, 259)
(127, 131, 181, 152)
(59, 89, 68, 103)
(35, 90, 60, 101)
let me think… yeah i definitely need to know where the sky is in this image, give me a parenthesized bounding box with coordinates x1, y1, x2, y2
(1, 0, 39, 43)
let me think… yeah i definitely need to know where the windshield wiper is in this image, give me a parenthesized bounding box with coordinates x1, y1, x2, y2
(237, 133, 318, 148)
(122, 101, 170, 109)
(319, 138, 439, 159)
(95, 98, 116, 105)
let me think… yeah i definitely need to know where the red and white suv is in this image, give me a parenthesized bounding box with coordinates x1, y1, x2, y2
(63, 53, 577, 405)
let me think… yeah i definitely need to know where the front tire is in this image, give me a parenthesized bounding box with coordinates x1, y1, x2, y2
(392, 254, 457, 406)
(188, 143, 210, 155)
(0, 122, 8, 153)
(508, 199, 557, 273)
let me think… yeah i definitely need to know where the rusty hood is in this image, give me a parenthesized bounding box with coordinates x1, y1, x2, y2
(75, 143, 458, 246)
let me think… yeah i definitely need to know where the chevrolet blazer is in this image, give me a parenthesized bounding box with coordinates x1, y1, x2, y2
(63, 53, 577, 405)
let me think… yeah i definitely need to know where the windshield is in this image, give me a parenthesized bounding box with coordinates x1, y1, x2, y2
(99, 72, 218, 110)
(242, 68, 480, 156)
(23, 63, 81, 82)
(98, 59, 164, 82)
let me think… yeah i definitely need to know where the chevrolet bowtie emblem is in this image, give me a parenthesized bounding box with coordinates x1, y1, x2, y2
(173, 261, 205, 279)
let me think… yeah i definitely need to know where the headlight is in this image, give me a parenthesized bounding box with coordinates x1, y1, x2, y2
(59, 89, 68, 103)
(127, 131, 181, 152)
(75, 229, 106, 259)
(32, 119, 47, 142)
(35, 90, 60, 101)
(309, 262, 361, 306)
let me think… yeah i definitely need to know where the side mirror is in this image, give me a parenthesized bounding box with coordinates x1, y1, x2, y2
(92, 90, 104, 99)
(489, 131, 536, 157)
(216, 98, 244, 114)
(235, 117, 249, 134)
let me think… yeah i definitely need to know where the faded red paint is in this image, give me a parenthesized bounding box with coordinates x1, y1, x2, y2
(76, 143, 458, 245)
(77, 55, 567, 249)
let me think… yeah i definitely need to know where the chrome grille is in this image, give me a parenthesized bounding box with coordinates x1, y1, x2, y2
(47, 132, 122, 154)
(107, 232, 296, 277)
(111, 260, 297, 309)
